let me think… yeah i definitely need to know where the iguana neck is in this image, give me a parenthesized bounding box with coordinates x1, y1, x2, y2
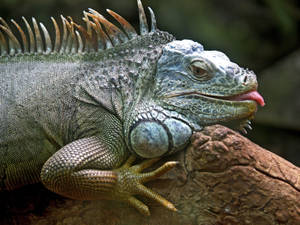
(74, 31, 175, 121)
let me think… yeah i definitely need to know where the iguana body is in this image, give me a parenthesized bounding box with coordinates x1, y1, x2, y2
(0, 0, 264, 215)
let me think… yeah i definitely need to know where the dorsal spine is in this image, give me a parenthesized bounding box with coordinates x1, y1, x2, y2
(0, 0, 158, 57)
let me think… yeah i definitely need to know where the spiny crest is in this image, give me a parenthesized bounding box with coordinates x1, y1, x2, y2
(0, 0, 157, 57)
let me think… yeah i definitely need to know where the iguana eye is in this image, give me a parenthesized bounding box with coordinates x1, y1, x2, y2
(189, 61, 210, 80)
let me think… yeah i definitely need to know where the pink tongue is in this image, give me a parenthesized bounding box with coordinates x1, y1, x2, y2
(233, 91, 265, 106)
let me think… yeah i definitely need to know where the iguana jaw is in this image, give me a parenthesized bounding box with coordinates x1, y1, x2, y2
(164, 89, 265, 107)
(160, 88, 265, 125)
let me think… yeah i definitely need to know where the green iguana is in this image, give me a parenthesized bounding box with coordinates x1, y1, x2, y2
(0, 0, 265, 216)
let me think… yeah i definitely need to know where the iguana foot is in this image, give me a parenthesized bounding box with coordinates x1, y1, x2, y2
(113, 155, 178, 216)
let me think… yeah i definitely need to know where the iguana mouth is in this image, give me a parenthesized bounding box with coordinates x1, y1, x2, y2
(165, 90, 265, 106)
(221, 90, 265, 106)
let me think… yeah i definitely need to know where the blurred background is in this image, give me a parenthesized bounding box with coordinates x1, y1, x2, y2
(1, 0, 299, 166)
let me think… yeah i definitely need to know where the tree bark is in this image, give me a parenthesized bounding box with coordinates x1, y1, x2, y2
(1, 125, 299, 225)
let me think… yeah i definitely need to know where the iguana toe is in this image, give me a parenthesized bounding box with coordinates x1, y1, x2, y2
(114, 156, 178, 215)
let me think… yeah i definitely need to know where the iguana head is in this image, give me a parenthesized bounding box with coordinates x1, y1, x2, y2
(127, 38, 265, 159)
(153, 40, 265, 130)
(115, 2, 265, 159)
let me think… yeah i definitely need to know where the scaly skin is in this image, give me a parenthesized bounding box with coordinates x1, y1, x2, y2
(0, 0, 264, 215)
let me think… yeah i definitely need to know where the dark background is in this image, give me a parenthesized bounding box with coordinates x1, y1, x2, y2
(1, 0, 300, 165)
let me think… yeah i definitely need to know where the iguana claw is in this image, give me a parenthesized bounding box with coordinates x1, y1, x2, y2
(114, 155, 178, 216)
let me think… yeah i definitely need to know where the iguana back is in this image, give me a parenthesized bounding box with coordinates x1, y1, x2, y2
(0, 58, 80, 189)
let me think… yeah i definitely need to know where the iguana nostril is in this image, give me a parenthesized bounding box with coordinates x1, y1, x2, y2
(243, 75, 248, 84)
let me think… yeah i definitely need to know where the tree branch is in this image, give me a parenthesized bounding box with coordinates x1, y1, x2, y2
(1, 125, 299, 225)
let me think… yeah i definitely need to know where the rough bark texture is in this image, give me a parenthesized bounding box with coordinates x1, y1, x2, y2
(1, 125, 299, 225)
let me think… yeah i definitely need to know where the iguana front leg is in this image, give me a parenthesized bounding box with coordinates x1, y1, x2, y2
(40, 136, 177, 216)
(113, 155, 177, 215)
